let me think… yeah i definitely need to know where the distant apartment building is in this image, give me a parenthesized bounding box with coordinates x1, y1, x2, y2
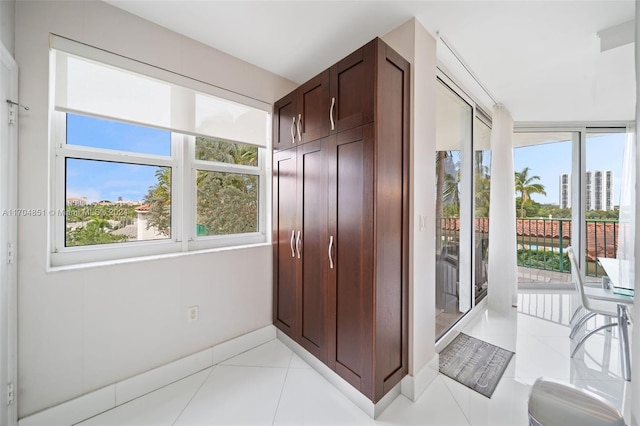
(66, 196, 87, 207)
(559, 174, 571, 209)
(559, 171, 614, 211)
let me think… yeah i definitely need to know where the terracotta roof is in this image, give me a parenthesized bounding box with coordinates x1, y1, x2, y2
(439, 218, 619, 261)
(136, 204, 150, 212)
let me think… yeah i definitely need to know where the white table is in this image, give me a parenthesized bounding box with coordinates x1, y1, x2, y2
(587, 258, 634, 381)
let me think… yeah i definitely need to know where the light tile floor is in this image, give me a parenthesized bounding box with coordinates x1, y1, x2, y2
(77, 290, 632, 425)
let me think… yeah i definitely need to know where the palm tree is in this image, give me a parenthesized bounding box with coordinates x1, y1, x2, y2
(514, 167, 546, 218)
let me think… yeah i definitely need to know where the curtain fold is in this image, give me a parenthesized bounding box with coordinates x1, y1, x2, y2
(617, 125, 635, 291)
(487, 105, 517, 313)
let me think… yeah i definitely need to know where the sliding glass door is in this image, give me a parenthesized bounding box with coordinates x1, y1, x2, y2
(435, 80, 472, 338)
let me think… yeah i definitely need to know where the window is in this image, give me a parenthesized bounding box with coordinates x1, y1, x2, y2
(50, 37, 270, 266)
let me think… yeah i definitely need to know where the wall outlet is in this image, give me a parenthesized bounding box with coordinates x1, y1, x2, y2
(187, 305, 199, 322)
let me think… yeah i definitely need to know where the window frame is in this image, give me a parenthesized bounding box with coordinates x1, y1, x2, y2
(51, 112, 183, 266)
(187, 135, 266, 251)
(50, 113, 268, 267)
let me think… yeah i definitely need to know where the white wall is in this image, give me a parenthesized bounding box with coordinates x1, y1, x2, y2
(0, 0, 14, 56)
(382, 19, 438, 386)
(15, 0, 296, 418)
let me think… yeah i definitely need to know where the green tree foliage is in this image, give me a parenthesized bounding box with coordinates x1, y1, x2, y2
(537, 204, 572, 219)
(586, 209, 620, 220)
(515, 197, 541, 217)
(143, 138, 259, 237)
(144, 167, 172, 236)
(196, 171, 258, 235)
(66, 219, 128, 246)
(474, 161, 491, 218)
(517, 248, 569, 273)
(514, 167, 546, 218)
(195, 138, 258, 235)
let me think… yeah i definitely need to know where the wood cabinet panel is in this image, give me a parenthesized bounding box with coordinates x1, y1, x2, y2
(299, 139, 329, 361)
(298, 71, 330, 144)
(273, 92, 297, 151)
(332, 125, 374, 392)
(272, 149, 298, 337)
(330, 40, 374, 133)
(373, 41, 410, 400)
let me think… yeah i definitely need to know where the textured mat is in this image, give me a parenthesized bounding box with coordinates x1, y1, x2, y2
(439, 333, 514, 398)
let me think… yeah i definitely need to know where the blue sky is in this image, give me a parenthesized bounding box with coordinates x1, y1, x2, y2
(66, 114, 170, 203)
(514, 133, 626, 206)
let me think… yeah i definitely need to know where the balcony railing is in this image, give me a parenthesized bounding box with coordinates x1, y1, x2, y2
(437, 217, 620, 280)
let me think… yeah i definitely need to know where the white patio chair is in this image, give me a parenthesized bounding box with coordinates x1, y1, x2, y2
(566, 247, 620, 358)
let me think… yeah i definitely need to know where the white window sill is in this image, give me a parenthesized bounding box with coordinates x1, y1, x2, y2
(47, 241, 271, 273)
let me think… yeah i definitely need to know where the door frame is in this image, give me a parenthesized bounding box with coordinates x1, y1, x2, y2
(0, 41, 18, 426)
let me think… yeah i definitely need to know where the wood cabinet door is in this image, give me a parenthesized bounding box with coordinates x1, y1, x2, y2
(272, 148, 299, 337)
(328, 125, 375, 397)
(329, 40, 375, 134)
(273, 91, 297, 151)
(298, 70, 330, 144)
(297, 138, 330, 362)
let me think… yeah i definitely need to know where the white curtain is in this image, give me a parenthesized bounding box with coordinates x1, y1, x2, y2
(487, 105, 517, 313)
(617, 125, 635, 289)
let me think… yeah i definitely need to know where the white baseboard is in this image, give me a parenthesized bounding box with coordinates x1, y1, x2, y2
(19, 325, 276, 426)
(276, 330, 401, 419)
(400, 354, 439, 401)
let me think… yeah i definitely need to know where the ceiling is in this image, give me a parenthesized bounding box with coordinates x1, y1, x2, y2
(105, 0, 636, 123)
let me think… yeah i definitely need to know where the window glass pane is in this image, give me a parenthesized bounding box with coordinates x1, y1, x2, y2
(196, 170, 258, 236)
(65, 159, 171, 246)
(195, 137, 258, 166)
(66, 114, 171, 156)
(512, 132, 574, 286)
(585, 132, 625, 281)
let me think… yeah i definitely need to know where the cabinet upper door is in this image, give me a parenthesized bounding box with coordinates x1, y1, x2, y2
(298, 70, 330, 144)
(272, 148, 299, 337)
(273, 91, 297, 151)
(329, 39, 375, 134)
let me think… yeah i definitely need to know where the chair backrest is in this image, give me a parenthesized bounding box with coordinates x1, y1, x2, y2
(566, 247, 591, 310)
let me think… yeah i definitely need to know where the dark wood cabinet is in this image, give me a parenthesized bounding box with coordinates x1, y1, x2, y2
(273, 40, 376, 151)
(272, 148, 298, 336)
(273, 92, 297, 151)
(272, 37, 409, 403)
(329, 40, 375, 133)
(298, 138, 330, 362)
(297, 71, 330, 144)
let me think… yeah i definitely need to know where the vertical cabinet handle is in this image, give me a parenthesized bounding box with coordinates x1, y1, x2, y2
(290, 116, 296, 145)
(297, 114, 302, 142)
(330, 97, 335, 130)
(290, 230, 296, 257)
(328, 236, 334, 269)
(296, 230, 302, 259)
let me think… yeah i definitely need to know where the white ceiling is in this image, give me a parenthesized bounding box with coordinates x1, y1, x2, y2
(105, 0, 636, 123)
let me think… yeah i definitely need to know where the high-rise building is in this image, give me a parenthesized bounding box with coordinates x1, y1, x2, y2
(559, 174, 571, 209)
(559, 171, 614, 211)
